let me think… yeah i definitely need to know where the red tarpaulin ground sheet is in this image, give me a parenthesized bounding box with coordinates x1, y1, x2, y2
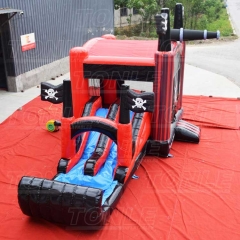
(0, 95, 240, 240)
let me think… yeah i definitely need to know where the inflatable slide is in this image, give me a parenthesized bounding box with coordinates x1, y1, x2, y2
(18, 3, 219, 228)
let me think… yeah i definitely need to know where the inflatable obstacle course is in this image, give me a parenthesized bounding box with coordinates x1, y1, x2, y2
(18, 3, 220, 228)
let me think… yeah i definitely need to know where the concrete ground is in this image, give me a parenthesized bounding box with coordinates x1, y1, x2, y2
(0, 73, 69, 123)
(183, 64, 240, 97)
(1, 64, 240, 123)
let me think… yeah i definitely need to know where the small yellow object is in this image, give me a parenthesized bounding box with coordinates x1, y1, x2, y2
(46, 120, 57, 132)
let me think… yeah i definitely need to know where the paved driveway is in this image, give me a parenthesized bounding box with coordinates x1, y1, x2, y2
(185, 0, 240, 87)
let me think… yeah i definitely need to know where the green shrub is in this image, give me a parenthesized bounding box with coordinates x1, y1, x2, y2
(115, 3, 233, 38)
(206, 10, 233, 36)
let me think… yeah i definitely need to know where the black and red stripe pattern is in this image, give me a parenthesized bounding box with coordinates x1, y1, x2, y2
(174, 120, 200, 143)
(152, 52, 174, 141)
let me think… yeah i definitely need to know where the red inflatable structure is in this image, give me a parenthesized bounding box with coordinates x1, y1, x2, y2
(18, 4, 219, 228)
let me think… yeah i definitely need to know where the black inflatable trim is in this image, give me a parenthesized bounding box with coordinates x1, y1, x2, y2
(174, 120, 200, 143)
(171, 29, 219, 41)
(146, 139, 170, 157)
(62, 80, 73, 118)
(18, 176, 105, 226)
(18, 176, 127, 228)
(57, 158, 69, 174)
(82, 96, 100, 117)
(84, 64, 155, 82)
(71, 119, 118, 144)
(146, 109, 183, 157)
(126, 143, 147, 184)
(114, 167, 128, 184)
(102, 183, 123, 212)
(174, 3, 183, 29)
(119, 84, 130, 124)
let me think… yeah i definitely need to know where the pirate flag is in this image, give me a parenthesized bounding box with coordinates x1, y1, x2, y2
(41, 82, 63, 104)
(127, 89, 155, 113)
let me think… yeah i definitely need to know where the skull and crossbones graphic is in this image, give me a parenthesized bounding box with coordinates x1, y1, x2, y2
(45, 88, 58, 100)
(132, 98, 147, 110)
(162, 19, 168, 32)
(160, 13, 168, 33)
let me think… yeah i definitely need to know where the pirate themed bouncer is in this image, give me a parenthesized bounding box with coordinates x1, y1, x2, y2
(18, 4, 220, 227)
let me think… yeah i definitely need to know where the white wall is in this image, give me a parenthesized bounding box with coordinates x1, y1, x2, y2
(114, 8, 141, 27)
